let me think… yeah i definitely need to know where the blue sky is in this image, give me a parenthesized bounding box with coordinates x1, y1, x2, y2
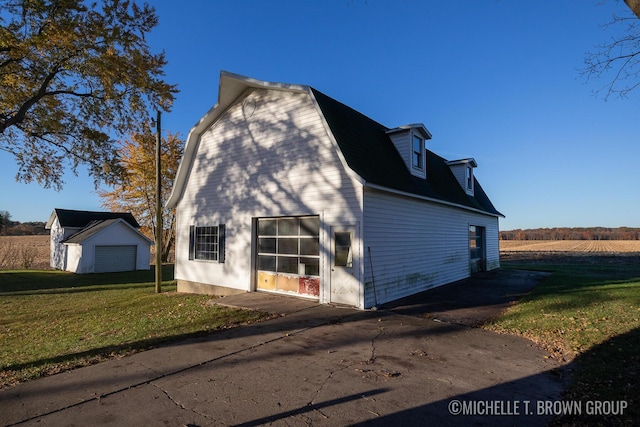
(2, 0, 639, 230)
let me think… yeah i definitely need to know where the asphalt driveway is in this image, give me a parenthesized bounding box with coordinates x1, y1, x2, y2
(1, 269, 565, 426)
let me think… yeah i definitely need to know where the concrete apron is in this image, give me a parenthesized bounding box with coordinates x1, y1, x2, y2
(1, 271, 564, 426)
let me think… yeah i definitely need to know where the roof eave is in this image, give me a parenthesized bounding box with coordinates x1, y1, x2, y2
(385, 123, 432, 140)
(365, 182, 504, 218)
(45, 209, 58, 229)
(446, 158, 478, 168)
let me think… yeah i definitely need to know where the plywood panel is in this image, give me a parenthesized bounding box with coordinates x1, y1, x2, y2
(257, 271, 276, 290)
(277, 274, 299, 293)
(299, 277, 320, 296)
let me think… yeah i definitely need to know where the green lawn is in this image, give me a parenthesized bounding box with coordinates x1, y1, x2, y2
(487, 260, 640, 425)
(0, 266, 271, 388)
(4, 259, 639, 424)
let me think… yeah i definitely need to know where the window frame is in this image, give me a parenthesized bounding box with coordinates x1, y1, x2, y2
(466, 164, 474, 191)
(334, 230, 353, 268)
(256, 216, 320, 277)
(412, 134, 424, 170)
(189, 224, 226, 263)
(469, 225, 484, 260)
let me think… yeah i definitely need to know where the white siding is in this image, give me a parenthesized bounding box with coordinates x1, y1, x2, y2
(49, 218, 81, 270)
(449, 163, 474, 196)
(363, 188, 499, 308)
(175, 89, 363, 302)
(484, 219, 500, 270)
(388, 131, 411, 172)
(387, 129, 427, 179)
(65, 244, 82, 273)
(49, 218, 65, 270)
(65, 222, 151, 274)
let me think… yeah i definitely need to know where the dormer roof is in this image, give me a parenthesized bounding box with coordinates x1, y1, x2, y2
(385, 123, 432, 139)
(446, 158, 478, 168)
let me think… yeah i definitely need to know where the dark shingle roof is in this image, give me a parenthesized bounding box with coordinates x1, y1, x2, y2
(51, 209, 140, 229)
(311, 88, 502, 217)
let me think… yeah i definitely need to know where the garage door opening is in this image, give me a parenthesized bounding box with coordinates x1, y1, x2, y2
(256, 216, 320, 298)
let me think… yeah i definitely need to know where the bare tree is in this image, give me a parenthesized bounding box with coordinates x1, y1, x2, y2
(583, 1, 640, 99)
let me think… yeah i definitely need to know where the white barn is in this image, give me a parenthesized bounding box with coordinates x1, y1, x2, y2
(167, 72, 503, 309)
(46, 209, 152, 274)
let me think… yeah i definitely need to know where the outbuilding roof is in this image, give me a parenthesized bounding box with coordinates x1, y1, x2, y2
(46, 209, 140, 229)
(62, 218, 153, 244)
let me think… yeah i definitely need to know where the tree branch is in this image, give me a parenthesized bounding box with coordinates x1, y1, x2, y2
(582, 11, 640, 100)
(0, 0, 176, 188)
(0, 68, 59, 133)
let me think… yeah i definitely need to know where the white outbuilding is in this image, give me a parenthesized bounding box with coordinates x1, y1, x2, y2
(167, 72, 504, 309)
(46, 209, 153, 274)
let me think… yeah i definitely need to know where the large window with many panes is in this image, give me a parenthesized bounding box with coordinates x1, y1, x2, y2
(256, 216, 320, 297)
(257, 216, 319, 276)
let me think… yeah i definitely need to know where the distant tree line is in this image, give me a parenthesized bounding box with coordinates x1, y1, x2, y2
(0, 212, 47, 236)
(1, 221, 48, 236)
(500, 227, 640, 241)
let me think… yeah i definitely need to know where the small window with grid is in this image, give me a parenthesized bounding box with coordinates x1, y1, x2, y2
(189, 225, 225, 262)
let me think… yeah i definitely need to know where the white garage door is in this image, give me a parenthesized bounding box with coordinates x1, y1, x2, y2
(95, 245, 137, 273)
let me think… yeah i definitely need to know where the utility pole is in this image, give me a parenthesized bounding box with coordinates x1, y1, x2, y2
(154, 110, 162, 293)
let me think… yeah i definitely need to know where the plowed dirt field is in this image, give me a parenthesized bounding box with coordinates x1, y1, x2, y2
(500, 240, 640, 253)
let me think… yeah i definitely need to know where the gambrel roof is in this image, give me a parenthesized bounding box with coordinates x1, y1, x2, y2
(168, 71, 502, 217)
(311, 88, 502, 217)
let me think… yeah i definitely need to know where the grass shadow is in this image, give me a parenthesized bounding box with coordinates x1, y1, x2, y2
(494, 255, 639, 424)
(550, 327, 639, 425)
(500, 261, 640, 312)
(0, 264, 175, 294)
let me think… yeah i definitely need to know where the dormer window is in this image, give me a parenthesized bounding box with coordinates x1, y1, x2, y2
(446, 158, 477, 196)
(386, 124, 432, 179)
(412, 135, 424, 170)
